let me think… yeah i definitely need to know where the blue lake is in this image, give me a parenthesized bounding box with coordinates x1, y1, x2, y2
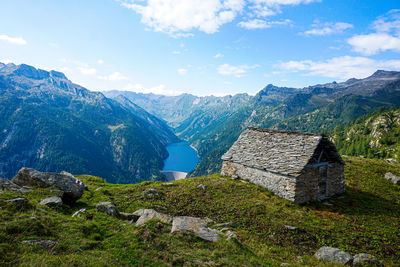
(162, 142, 200, 173)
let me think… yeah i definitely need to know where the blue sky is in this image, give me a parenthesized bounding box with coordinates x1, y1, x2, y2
(0, 0, 399, 96)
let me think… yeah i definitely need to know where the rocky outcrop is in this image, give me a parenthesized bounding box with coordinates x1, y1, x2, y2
(39, 197, 63, 208)
(171, 216, 221, 242)
(11, 168, 84, 203)
(142, 188, 160, 199)
(96, 202, 120, 217)
(0, 178, 31, 193)
(353, 253, 383, 266)
(21, 240, 58, 250)
(314, 247, 353, 265)
(135, 209, 172, 226)
(385, 172, 400, 185)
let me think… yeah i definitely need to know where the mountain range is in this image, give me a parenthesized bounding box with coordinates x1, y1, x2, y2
(107, 70, 400, 177)
(0, 63, 178, 183)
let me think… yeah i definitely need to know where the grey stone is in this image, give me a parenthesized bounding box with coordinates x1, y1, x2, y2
(135, 209, 172, 226)
(214, 222, 237, 228)
(40, 196, 63, 208)
(119, 212, 140, 221)
(353, 253, 383, 266)
(284, 225, 298, 230)
(315, 246, 353, 265)
(280, 264, 290, 266)
(197, 184, 206, 190)
(224, 230, 238, 240)
(95, 187, 103, 191)
(0, 178, 31, 193)
(171, 216, 221, 242)
(22, 239, 58, 249)
(142, 188, 160, 198)
(132, 208, 146, 217)
(51, 190, 64, 197)
(96, 202, 120, 217)
(162, 183, 174, 186)
(72, 208, 86, 218)
(11, 168, 85, 203)
(384, 172, 400, 185)
(6, 197, 28, 209)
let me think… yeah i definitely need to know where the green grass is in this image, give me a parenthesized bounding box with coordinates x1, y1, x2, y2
(0, 157, 399, 266)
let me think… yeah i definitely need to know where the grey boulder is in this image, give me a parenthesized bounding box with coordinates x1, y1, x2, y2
(0, 178, 31, 193)
(72, 208, 86, 218)
(171, 216, 221, 242)
(96, 202, 120, 217)
(384, 172, 400, 185)
(142, 188, 160, 198)
(353, 253, 383, 266)
(40, 196, 63, 208)
(315, 246, 353, 265)
(11, 168, 84, 203)
(135, 209, 172, 226)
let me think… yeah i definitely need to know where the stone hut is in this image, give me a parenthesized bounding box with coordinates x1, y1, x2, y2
(221, 127, 345, 203)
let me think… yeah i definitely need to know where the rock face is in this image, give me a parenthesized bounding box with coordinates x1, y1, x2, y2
(353, 253, 383, 266)
(96, 202, 120, 217)
(384, 172, 400, 185)
(221, 128, 345, 203)
(7, 197, 28, 209)
(0, 178, 31, 193)
(314, 246, 353, 265)
(11, 168, 84, 203)
(39, 197, 63, 208)
(135, 209, 172, 226)
(171, 216, 221, 242)
(21, 240, 58, 250)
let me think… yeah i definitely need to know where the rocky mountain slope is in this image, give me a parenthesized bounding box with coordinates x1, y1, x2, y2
(332, 107, 400, 159)
(0, 157, 399, 266)
(108, 70, 400, 177)
(0, 63, 179, 183)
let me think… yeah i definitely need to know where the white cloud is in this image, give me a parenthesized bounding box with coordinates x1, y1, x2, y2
(122, 83, 184, 95)
(99, 72, 128, 81)
(78, 67, 97, 75)
(172, 50, 181, 54)
(238, 19, 291, 29)
(0, 34, 27, 45)
(119, 0, 319, 35)
(303, 22, 353, 36)
(218, 63, 259, 77)
(97, 59, 104, 64)
(0, 59, 12, 64)
(214, 53, 224, 58)
(348, 33, 400, 55)
(279, 56, 400, 79)
(348, 10, 400, 55)
(178, 68, 187, 75)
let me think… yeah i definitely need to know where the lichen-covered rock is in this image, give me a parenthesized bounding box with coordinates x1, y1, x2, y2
(7, 197, 28, 209)
(135, 209, 172, 226)
(353, 253, 383, 266)
(315, 247, 353, 265)
(11, 168, 84, 203)
(384, 172, 400, 185)
(171, 216, 221, 242)
(22, 240, 58, 250)
(40, 196, 63, 208)
(0, 178, 31, 193)
(96, 202, 120, 217)
(142, 188, 160, 198)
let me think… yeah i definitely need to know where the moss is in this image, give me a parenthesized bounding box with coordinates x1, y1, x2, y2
(0, 157, 399, 266)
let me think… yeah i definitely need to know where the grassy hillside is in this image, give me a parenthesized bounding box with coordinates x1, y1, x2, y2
(332, 107, 400, 159)
(1, 157, 399, 266)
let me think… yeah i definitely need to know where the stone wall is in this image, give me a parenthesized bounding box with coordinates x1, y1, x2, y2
(326, 162, 345, 197)
(295, 167, 319, 203)
(221, 161, 297, 202)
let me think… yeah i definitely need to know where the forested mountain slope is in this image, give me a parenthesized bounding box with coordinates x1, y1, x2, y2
(0, 63, 178, 183)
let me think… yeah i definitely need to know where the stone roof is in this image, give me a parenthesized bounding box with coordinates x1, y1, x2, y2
(221, 127, 344, 177)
